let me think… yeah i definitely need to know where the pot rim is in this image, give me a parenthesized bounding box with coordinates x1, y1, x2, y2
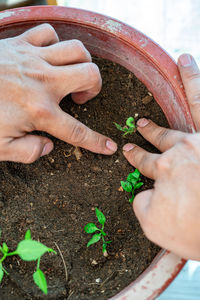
(0, 6, 188, 299)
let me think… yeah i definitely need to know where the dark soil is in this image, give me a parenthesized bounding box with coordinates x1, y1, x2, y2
(0, 58, 168, 299)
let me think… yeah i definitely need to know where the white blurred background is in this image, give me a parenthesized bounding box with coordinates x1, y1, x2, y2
(57, 0, 200, 65)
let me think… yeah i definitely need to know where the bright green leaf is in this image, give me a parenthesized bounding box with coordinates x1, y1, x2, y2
(87, 233, 101, 247)
(0, 264, 4, 283)
(135, 182, 144, 190)
(25, 229, 32, 240)
(84, 223, 99, 233)
(33, 269, 48, 295)
(95, 208, 106, 226)
(100, 230, 106, 236)
(113, 122, 123, 131)
(121, 181, 132, 192)
(126, 117, 135, 128)
(16, 240, 52, 261)
(132, 169, 141, 179)
(2, 243, 8, 253)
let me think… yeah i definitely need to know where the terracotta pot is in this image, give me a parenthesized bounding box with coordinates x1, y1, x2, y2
(0, 6, 195, 300)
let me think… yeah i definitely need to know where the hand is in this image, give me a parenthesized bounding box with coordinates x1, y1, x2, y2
(123, 54, 200, 260)
(0, 24, 117, 163)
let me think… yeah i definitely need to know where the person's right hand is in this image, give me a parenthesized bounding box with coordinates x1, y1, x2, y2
(122, 54, 200, 260)
(0, 24, 117, 163)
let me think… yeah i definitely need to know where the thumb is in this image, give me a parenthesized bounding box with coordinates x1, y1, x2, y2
(133, 189, 153, 231)
(3, 135, 53, 163)
(178, 54, 200, 130)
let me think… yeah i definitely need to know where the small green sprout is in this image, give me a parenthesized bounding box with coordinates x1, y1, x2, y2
(114, 117, 136, 136)
(84, 208, 111, 257)
(121, 169, 144, 203)
(0, 229, 56, 295)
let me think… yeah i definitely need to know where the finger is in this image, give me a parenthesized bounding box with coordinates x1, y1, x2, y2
(3, 135, 53, 163)
(53, 62, 102, 104)
(178, 54, 200, 130)
(20, 24, 59, 47)
(123, 143, 161, 179)
(41, 107, 117, 155)
(133, 189, 153, 230)
(39, 39, 91, 66)
(136, 118, 187, 152)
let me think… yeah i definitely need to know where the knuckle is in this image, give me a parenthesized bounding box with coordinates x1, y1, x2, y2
(71, 39, 86, 54)
(155, 155, 169, 171)
(69, 122, 88, 145)
(184, 71, 200, 81)
(87, 63, 101, 86)
(40, 23, 56, 35)
(30, 104, 52, 120)
(155, 128, 170, 149)
(188, 93, 200, 108)
(181, 135, 195, 149)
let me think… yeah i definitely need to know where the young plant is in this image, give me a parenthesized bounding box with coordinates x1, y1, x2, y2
(84, 208, 111, 257)
(0, 229, 56, 295)
(121, 169, 144, 203)
(114, 117, 136, 136)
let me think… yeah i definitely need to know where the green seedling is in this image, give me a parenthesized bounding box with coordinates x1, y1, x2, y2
(0, 229, 56, 295)
(121, 169, 144, 203)
(114, 117, 136, 136)
(84, 208, 111, 257)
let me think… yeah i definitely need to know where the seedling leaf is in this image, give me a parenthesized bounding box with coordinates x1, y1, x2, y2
(126, 117, 135, 128)
(135, 182, 144, 189)
(0, 264, 4, 283)
(121, 181, 132, 192)
(2, 243, 8, 253)
(113, 122, 123, 131)
(95, 208, 106, 226)
(87, 233, 101, 247)
(33, 269, 48, 295)
(132, 168, 140, 179)
(84, 223, 99, 233)
(16, 240, 53, 261)
(25, 229, 32, 240)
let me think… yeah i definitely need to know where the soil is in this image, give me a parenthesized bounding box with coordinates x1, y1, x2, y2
(0, 58, 169, 300)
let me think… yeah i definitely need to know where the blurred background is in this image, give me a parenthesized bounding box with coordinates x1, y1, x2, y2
(0, 1, 200, 299)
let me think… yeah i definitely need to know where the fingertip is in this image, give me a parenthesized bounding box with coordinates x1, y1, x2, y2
(123, 143, 135, 152)
(106, 140, 118, 153)
(178, 53, 193, 68)
(40, 141, 54, 157)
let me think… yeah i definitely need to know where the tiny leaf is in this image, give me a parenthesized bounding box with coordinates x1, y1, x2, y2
(16, 240, 53, 261)
(33, 269, 48, 295)
(135, 182, 144, 189)
(2, 243, 8, 253)
(87, 233, 101, 247)
(0, 264, 4, 283)
(121, 181, 132, 192)
(132, 169, 141, 179)
(84, 223, 99, 233)
(95, 208, 106, 226)
(126, 117, 135, 128)
(25, 229, 32, 240)
(114, 122, 123, 131)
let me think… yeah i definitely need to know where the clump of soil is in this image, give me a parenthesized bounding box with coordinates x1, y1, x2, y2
(0, 58, 168, 299)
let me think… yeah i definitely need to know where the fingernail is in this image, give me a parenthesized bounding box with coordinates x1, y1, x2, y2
(41, 142, 53, 157)
(179, 54, 192, 67)
(106, 140, 117, 152)
(123, 144, 134, 152)
(137, 118, 150, 127)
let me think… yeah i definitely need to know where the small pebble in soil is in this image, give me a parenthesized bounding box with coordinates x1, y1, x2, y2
(95, 278, 101, 283)
(142, 95, 153, 105)
(91, 259, 98, 266)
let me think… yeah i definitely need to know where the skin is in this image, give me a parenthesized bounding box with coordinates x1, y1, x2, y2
(0, 24, 117, 163)
(123, 54, 200, 260)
